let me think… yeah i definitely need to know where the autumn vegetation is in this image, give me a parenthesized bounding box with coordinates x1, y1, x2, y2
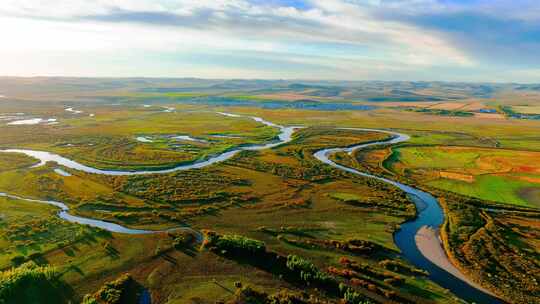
(0, 90, 538, 304)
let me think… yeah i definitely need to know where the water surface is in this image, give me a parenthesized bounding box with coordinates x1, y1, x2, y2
(313, 129, 502, 304)
(1, 113, 296, 176)
(0, 192, 155, 234)
(0, 113, 502, 302)
(7, 118, 56, 125)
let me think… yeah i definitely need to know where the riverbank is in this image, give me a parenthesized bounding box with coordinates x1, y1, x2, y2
(0, 112, 501, 303)
(314, 128, 502, 303)
(0, 113, 298, 176)
(415, 226, 496, 297)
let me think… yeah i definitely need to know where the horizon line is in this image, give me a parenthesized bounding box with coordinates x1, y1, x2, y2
(0, 75, 538, 85)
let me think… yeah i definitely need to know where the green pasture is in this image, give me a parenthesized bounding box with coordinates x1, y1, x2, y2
(429, 174, 539, 207)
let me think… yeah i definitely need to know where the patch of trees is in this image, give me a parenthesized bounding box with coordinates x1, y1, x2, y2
(202, 231, 375, 304)
(286, 255, 335, 287)
(72, 135, 198, 170)
(77, 170, 257, 226)
(227, 127, 391, 182)
(227, 152, 338, 182)
(278, 237, 387, 257)
(169, 231, 194, 249)
(378, 259, 427, 276)
(256, 226, 323, 238)
(350, 147, 394, 179)
(406, 107, 474, 117)
(330, 257, 415, 303)
(330, 190, 413, 216)
(499, 105, 540, 120)
(203, 231, 266, 257)
(92, 168, 248, 206)
(435, 189, 540, 303)
(0, 153, 38, 172)
(123, 176, 237, 204)
(0, 262, 69, 304)
(2, 217, 96, 264)
(152, 231, 196, 257)
(225, 284, 338, 304)
(327, 154, 415, 218)
(82, 273, 143, 304)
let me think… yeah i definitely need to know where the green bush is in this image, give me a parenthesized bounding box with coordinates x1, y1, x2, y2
(0, 262, 67, 304)
(83, 273, 142, 304)
(285, 255, 334, 286)
(339, 284, 372, 304)
(203, 231, 266, 256)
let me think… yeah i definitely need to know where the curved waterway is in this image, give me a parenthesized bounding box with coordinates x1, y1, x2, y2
(0, 113, 298, 176)
(0, 192, 158, 235)
(0, 113, 501, 302)
(0, 113, 296, 239)
(314, 128, 502, 304)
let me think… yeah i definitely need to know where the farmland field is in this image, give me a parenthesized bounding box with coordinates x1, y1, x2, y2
(512, 105, 540, 114)
(388, 146, 540, 207)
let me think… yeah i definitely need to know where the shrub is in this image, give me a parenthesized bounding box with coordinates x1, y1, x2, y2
(339, 283, 372, 304)
(85, 273, 141, 304)
(203, 231, 266, 256)
(0, 262, 67, 304)
(170, 232, 194, 249)
(285, 255, 334, 286)
(9, 256, 25, 267)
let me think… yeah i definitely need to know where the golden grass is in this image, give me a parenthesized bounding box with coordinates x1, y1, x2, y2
(512, 105, 540, 114)
(472, 112, 505, 119)
(0, 100, 537, 303)
(439, 171, 474, 183)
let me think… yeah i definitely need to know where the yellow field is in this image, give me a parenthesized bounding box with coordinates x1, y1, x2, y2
(512, 105, 540, 114)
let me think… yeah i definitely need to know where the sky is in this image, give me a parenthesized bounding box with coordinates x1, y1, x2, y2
(0, 0, 539, 82)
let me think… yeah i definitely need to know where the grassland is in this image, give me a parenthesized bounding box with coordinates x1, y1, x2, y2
(387, 146, 540, 207)
(435, 189, 540, 303)
(0, 119, 460, 303)
(0, 80, 539, 303)
(0, 262, 70, 303)
(0, 106, 278, 170)
(512, 105, 540, 114)
(0, 195, 108, 269)
(0, 153, 38, 172)
(215, 106, 540, 150)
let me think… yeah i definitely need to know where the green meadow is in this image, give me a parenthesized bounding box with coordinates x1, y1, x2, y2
(0, 81, 538, 303)
(389, 146, 540, 207)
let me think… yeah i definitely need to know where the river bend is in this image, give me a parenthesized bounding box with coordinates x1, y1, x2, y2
(1, 113, 297, 176)
(313, 128, 501, 304)
(0, 113, 501, 303)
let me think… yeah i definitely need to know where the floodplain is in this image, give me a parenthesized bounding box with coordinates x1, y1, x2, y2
(0, 79, 538, 304)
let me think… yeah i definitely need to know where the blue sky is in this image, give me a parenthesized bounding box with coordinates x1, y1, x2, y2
(0, 0, 539, 82)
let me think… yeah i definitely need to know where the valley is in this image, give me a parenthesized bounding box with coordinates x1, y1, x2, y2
(0, 79, 538, 304)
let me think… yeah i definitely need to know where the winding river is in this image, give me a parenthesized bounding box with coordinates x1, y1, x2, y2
(1, 113, 297, 176)
(314, 129, 502, 304)
(0, 112, 501, 303)
(0, 113, 295, 237)
(0, 192, 157, 235)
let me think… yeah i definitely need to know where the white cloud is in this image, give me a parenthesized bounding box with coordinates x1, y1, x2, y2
(0, 0, 483, 78)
